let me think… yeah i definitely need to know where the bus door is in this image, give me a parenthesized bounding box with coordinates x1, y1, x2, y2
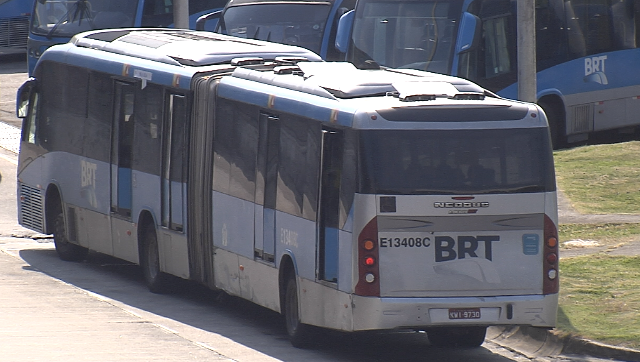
(254, 113, 279, 263)
(317, 127, 343, 282)
(161, 93, 187, 232)
(111, 81, 135, 218)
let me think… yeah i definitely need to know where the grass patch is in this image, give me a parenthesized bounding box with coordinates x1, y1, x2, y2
(559, 223, 640, 248)
(554, 141, 640, 214)
(557, 254, 640, 349)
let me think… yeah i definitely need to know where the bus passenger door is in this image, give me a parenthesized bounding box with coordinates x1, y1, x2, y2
(161, 94, 187, 232)
(317, 128, 343, 282)
(254, 113, 279, 262)
(111, 82, 135, 218)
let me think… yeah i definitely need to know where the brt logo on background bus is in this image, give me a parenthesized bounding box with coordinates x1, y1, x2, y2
(584, 55, 608, 85)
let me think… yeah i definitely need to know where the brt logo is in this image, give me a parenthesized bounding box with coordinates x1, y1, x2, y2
(584, 55, 607, 76)
(435, 235, 499, 262)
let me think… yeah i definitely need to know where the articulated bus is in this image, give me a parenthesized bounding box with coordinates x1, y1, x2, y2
(27, 0, 228, 75)
(16, 28, 558, 348)
(0, 0, 30, 55)
(335, 0, 640, 147)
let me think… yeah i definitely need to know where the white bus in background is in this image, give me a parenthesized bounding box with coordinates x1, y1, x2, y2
(16, 28, 559, 348)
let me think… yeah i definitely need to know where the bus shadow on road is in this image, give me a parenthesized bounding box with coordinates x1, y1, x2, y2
(18, 247, 519, 362)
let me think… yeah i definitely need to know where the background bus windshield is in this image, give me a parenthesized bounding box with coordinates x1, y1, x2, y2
(218, 3, 331, 54)
(348, 0, 460, 73)
(31, 0, 138, 38)
(359, 128, 555, 195)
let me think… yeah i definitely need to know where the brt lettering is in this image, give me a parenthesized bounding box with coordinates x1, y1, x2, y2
(435, 235, 499, 262)
(585, 55, 607, 76)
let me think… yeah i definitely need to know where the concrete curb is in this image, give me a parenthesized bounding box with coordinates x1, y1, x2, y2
(489, 326, 640, 361)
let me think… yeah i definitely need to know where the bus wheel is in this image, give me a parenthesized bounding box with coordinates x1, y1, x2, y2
(539, 100, 565, 149)
(140, 224, 171, 293)
(427, 326, 487, 348)
(53, 211, 88, 262)
(284, 274, 315, 348)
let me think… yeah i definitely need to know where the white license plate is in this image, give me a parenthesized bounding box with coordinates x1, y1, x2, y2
(448, 308, 481, 320)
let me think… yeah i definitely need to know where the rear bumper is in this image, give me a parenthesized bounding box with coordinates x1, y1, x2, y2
(351, 294, 558, 331)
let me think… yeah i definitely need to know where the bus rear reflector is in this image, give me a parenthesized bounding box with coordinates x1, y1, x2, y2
(355, 217, 380, 296)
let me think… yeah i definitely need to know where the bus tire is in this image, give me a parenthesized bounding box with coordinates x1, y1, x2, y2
(284, 274, 316, 348)
(140, 223, 171, 293)
(427, 326, 486, 348)
(53, 211, 88, 262)
(538, 99, 565, 149)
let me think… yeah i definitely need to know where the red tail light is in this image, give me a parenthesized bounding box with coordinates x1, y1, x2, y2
(543, 214, 559, 294)
(355, 217, 380, 296)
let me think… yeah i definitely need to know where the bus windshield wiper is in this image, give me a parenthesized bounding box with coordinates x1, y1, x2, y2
(47, 0, 95, 39)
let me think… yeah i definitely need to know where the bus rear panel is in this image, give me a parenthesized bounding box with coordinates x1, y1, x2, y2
(350, 126, 557, 330)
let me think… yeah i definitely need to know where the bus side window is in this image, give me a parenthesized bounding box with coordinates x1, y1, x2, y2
(611, 0, 636, 49)
(142, 0, 174, 27)
(23, 93, 39, 145)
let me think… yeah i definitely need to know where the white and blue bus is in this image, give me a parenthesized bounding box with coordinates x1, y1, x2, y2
(27, 0, 228, 75)
(16, 28, 559, 348)
(335, 0, 640, 147)
(0, 0, 30, 55)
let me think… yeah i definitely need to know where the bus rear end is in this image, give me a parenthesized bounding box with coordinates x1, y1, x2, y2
(350, 103, 558, 347)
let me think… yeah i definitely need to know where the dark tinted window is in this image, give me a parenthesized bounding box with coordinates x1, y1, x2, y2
(133, 84, 164, 175)
(359, 128, 555, 195)
(277, 115, 321, 220)
(39, 61, 87, 155)
(219, 4, 332, 54)
(348, 0, 462, 72)
(212, 99, 258, 201)
(85, 71, 113, 162)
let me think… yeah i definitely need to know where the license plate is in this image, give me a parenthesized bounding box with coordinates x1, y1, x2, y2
(448, 308, 481, 320)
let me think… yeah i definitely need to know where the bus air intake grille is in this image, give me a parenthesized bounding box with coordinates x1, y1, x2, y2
(570, 104, 593, 133)
(19, 183, 44, 232)
(0, 16, 29, 48)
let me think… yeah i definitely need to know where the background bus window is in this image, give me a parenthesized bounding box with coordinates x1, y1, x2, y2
(570, 0, 613, 55)
(348, 0, 456, 72)
(535, 0, 566, 70)
(459, 0, 517, 91)
(142, 0, 174, 27)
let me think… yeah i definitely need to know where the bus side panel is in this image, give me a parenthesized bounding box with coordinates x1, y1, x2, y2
(500, 51, 640, 136)
(110, 217, 135, 258)
(337, 229, 355, 293)
(299, 277, 354, 331)
(212, 191, 255, 259)
(237, 253, 280, 311)
(213, 248, 241, 297)
(159, 230, 190, 279)
(41, 152, 114, 254)
(274, 211, 317, 281)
